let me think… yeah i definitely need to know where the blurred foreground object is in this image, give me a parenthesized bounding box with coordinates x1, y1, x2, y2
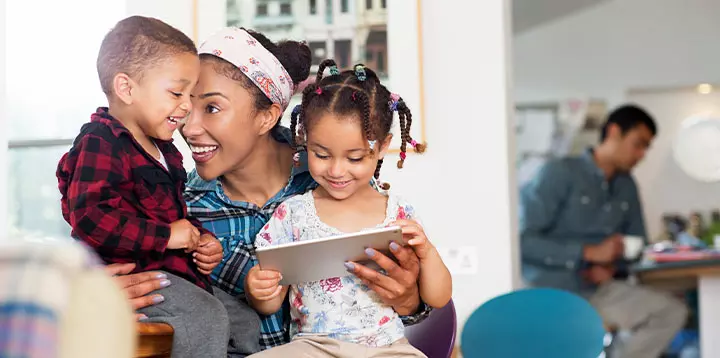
(0, 238, 135, 358)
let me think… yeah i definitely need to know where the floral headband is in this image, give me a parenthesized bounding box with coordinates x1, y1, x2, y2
(199, 27, 294, 112)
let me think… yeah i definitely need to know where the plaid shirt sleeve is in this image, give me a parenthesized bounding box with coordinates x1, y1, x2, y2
(187, 216, 214, 238)
(58, 133, 171, 261)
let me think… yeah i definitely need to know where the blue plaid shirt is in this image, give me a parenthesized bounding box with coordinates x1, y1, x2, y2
(184, 127, 430, 350)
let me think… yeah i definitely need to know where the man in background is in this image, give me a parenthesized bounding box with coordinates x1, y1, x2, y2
(520, 105, 687, 358)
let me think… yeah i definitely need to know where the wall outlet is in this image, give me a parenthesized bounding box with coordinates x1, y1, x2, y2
(437, 246, 479, 275)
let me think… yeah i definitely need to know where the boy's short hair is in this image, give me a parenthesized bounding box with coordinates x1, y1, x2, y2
(97, 16, 197, 95)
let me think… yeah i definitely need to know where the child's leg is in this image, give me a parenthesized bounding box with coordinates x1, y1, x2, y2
(248, 336, 364, 358)
(212, 286, 262, 357)
(366, 338, 428, 358)
(137, 272, 229, 358)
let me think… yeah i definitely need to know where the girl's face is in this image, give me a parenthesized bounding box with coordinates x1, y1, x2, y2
(306, 112, 391, 201)
(182, 60, 276, 180)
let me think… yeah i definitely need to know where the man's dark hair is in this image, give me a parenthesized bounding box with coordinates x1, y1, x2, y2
(97, 16, 197, 95)
(600, 104, 657, 142)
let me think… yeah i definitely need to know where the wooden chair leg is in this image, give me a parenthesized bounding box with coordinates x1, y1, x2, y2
(135, 322, 174, 358)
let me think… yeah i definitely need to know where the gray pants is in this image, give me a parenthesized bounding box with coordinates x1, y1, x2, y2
(213, 286, 262, 357)
(590, 281, 688, 358)
(138, 272, 229, 358)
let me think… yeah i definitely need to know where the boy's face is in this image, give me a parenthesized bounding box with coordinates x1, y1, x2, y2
(132, 52, 200, 141)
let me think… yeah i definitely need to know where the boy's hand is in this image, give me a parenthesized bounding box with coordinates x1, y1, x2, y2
(391, 219, 435, 261)
(247, 265, 283, 301)
(167, 219, 200, 252)
(194, 234, 223, 275)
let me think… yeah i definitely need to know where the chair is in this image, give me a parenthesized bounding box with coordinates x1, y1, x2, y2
(135, 322, 174, 358)
(406, 299, 457, 358)
(461, 288, 606, 358)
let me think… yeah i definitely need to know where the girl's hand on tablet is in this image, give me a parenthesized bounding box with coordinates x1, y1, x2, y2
(391, 219, 436, 261)
(246, 265, 283, 301)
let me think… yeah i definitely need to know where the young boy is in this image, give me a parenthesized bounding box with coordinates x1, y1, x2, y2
(56, 16, 229, 358)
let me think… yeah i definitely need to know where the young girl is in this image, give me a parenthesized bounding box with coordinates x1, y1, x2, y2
(245, 60, 452, 357)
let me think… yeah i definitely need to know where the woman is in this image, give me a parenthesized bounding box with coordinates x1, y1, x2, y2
(117, 27, 429, 356)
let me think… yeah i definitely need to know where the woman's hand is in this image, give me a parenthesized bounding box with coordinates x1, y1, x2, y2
(105, 263, 171, 320)
(194, 234, 223, 275)
(346, 242, 422, 316)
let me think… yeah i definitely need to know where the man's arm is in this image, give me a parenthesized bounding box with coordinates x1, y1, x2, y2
(519, 160, 583, 270)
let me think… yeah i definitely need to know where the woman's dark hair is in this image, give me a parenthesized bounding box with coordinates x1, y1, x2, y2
(290, 59, 425, 187)
(201, 28, 312, 125)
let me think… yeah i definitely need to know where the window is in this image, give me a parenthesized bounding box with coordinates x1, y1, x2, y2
(381, 0, 386, 8)
(309, 0, 317, 14)
(366, 0, 373, 10)
(341, 0, 349, 13)
(309, 42, 327, 66)
(325, 0, 333, 24)
(256, 3, 268, 16)
(280, 2, 292, 15)
(376, 50, 386, 74)
(5, 0, 127, 239)
(334, 40, 352, 69)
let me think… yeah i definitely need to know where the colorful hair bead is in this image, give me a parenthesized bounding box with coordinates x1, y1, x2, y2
(329, 65, 340, 76)
(354, 65, 367, 81)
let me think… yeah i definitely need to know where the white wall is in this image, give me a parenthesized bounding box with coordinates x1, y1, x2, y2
(513, 0, 720, 107)
(628, 90, 720, 241)
(389, 0, 518, 338)
(1, 0, 7, 237)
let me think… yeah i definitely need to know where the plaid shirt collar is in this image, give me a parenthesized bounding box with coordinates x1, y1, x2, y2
(92, 107, 185, 179)
(186, 126, 312, 198)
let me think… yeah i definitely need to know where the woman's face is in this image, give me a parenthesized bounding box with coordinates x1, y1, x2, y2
(182, 60, 265, 180)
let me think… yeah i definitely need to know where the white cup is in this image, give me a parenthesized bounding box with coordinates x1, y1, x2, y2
(623, 235, 645, 259)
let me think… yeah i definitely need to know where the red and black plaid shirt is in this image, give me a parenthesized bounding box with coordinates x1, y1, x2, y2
(57, 107, 212, 292)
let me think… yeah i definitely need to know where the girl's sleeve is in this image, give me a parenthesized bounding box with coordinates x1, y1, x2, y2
(255, 202, 297, 248)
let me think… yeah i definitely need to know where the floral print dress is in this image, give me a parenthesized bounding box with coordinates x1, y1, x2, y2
(254, 190, 418, 347)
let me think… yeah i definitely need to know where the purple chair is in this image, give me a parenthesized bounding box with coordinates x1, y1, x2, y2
(406, 299, 457, 358)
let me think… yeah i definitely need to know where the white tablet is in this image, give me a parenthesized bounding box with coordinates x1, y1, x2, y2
(255, 226, 403, 285)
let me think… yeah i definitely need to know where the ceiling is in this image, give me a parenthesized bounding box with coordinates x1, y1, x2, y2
(512, 0, 609, 34)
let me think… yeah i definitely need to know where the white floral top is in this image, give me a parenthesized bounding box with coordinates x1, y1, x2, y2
(254, 190, 419, 347)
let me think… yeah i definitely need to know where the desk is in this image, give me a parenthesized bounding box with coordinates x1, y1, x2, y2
(634, 259, 720, 357)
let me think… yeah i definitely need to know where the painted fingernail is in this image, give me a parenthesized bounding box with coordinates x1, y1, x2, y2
(344, 262, 355, 271)
(153, 295, 165, 304)
(365, 248, 375, 257)
(155, 273, 167, 280)
(160, 279, 171, 288)
(390, 242, 400, 251)
(138, 314, 149, 321)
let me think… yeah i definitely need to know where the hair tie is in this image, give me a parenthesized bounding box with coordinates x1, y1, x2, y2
(354, 65, 367, 81)
(329, 65, 340, 76)
(410, 139, 417, 148)
(315, 87, 323, 95)
(352, 92, 357, 101)
(388, 93, 400, 111)
(291, 104, 301, 116)
(368, 140, 376, 149)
